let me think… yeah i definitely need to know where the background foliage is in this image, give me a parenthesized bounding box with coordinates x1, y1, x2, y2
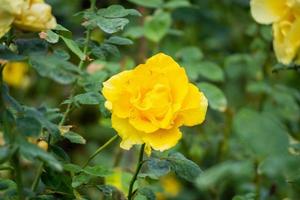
(1, 0, 300, 200)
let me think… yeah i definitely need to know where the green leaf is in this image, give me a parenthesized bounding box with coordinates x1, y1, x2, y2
(0, 146, 10, 164)
(143, 158, 170, 179)
(197, 61, 224, 82)
(2, 84, 22, 112)
(99, 17, 129, 34)
(196, 161, 254, 190)
(16, 116, 42, 137)
(29, 54, 79, 84)
(84, 5, 139, 34)
(123, 26, 144, 39)
(54, 24, 70, 31)
(63, 163, 82, 173)
(41, 166, 73, 193)
(78, 70, 108, 92)
(22, 106, 61, 139)
(164, 0, 191, 9)
(98, 5, 141, 17)
(166, 152, 201, 182)
(232, 193, 256, 200)
(197, 82, 227, 112)
(18, 138, 62, 171)
(127, 0, 163, 8)
(63, 131, 86, 144)
(106, 36, 133, 45)
(45, 30, 60, 44)
(144, 11, 171, 42)
(176, 46, 203, 62)
(136, 187, 156, 200)
(60, 36, 85, 60)
(16, 39, 48, 56)
(0, 45, 25, 61)
(73, 92, 101, 105)
(53, 49, 70, 60)
(0, 179, 16, 191)
(96, 185, 115, 197)
(72, 173, 91, 188)
(83, 165, 112, 177)
(0, 145, 16, 164)
(233, 108, 289, 158)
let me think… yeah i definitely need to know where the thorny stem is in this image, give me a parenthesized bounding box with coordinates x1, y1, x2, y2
(59, 0, 95, 126)
(128, 144, 145, 200)
(82, 135, 118, 168)
(31, 162, 44, 192)
(31, 0, 96, 194)
(1, 66, 24, 200)
(11, 152, 25, 200)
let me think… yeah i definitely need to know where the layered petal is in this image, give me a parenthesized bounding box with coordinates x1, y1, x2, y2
(176, 84, 208, 126)
(13, 0, 57, 32)
(250, 0, 289, 24)
(0, 11, 14, 38)
(143, 128, 182, 152)
(129, 110, 159, 133)
(102, 71, 133, 118)
(0, 0, 23, 38)
(144, 53, 189, 111)
(273, 16, 300, 64)
(111, 114, 144, 150)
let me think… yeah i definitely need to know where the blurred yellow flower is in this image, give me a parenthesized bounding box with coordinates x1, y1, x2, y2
(105, 167, 131, 194)
(2, 61, 29, 88)
(250, 0, 300, 64)
(156, 175, 182, 200)
(37, 140, 48, 151)
(102, 53, 208, 154)
(0, 0, 56, 38)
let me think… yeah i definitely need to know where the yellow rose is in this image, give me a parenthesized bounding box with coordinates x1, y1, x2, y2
(250, 0, 300, 64)
(2, 61, 29, 88)
(0, 0, 56, 38)
(156, 175, 181, 200)
(0, 0, 23, 38)
(13, 0, 57, 32)
(102, 53, 208, 153)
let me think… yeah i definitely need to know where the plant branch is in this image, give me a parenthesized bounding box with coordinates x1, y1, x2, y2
(272, 64, 300, 73)
(31, 162, 44, 192)
(59, 0, 95, 126)
(82, 135, 118, 168)
(12, 152, 24, 200)
(128, 144, 145, 200)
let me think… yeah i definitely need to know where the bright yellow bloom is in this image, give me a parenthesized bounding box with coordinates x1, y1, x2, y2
(0, 0, 23, 38)
(2, 61, 29, 88)
(250, 0, 300, 64)
(0, 0, 56, 38)
(102, 53, 208, 153)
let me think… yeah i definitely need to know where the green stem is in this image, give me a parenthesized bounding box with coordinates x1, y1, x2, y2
(59, 1, 95, 126)
(31, 162, 44, 192)
(254, 160, 261, 200)
(1, 66, 24, 200)
(12, 152, 24, 200)
(82, 135, 118, 168)
(128, 144, 145, 200)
